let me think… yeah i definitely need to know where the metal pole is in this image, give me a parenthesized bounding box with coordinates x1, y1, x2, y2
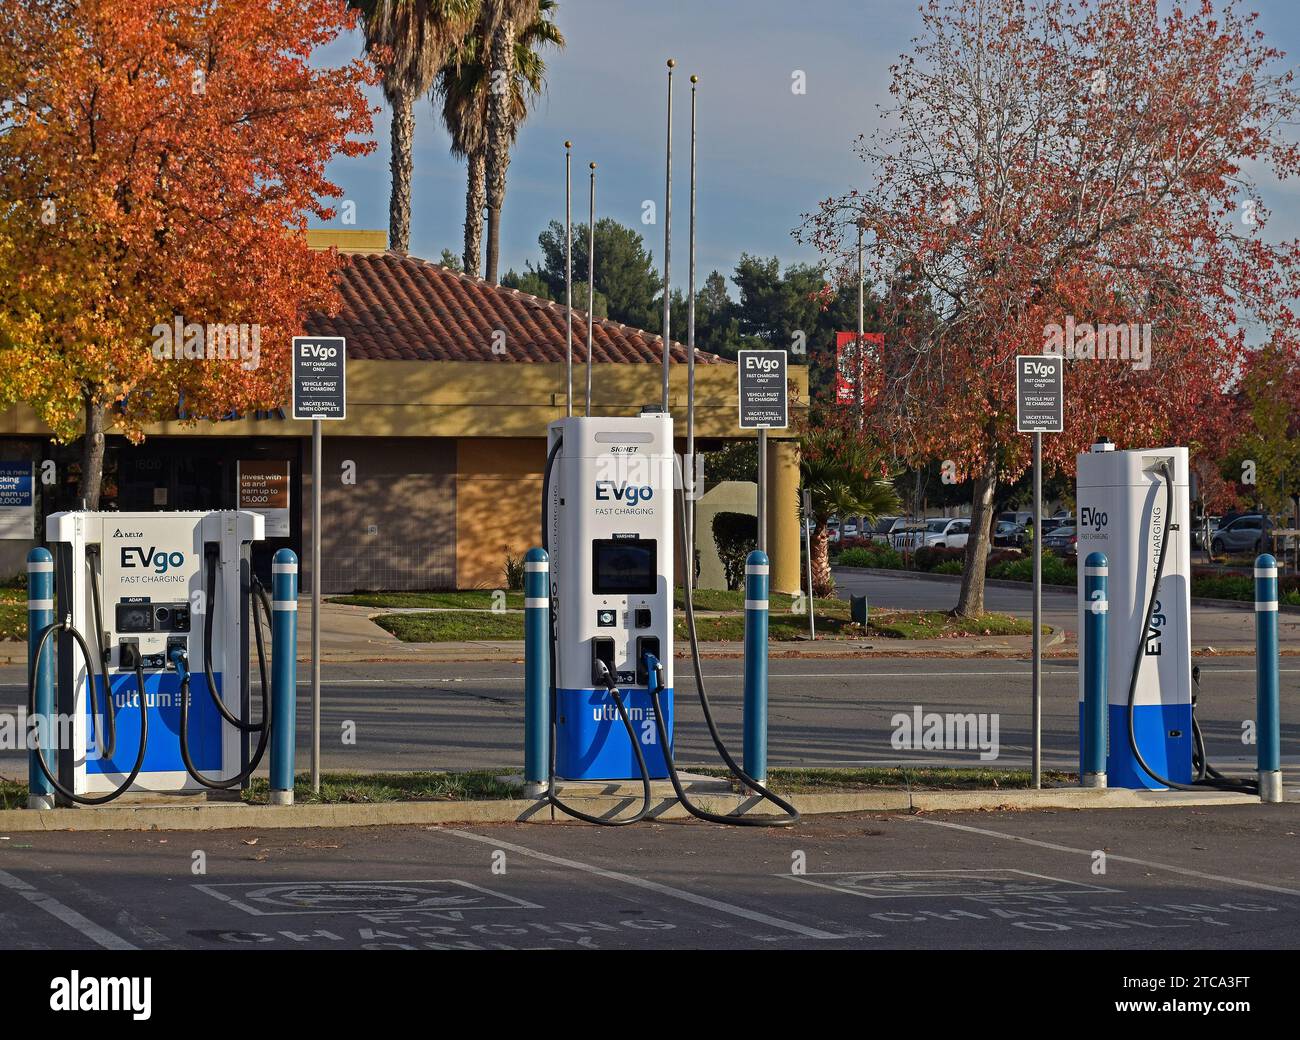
(1255, 553, 1282, 802)
(311, 418, 321, 794)
(661, 59, 675, 413)
(523, 547, 550, 797)
(27, 547, 55, 810)
(802, 488, 815, 641)
(585, 162, 596, 417)
(1081, 551, 1107, 788)
(686, 75, 698, 592)
(856, 221, 864, 430)
(564, 141, 573, 417)
(742, 549, 770, 784)
(757, 428, 768, 553)
(269, 548, 299, 805)
(1031, 430, 1042, 789)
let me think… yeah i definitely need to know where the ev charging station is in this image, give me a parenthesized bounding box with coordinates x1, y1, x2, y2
(537, 407, 798, 827)
(29, 510, 281, 805)
(1076, 443, 1194, 789)
(545, 411, 675, 780)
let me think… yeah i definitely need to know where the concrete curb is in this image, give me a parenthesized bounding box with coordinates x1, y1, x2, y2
(0, 786, 1264, 833)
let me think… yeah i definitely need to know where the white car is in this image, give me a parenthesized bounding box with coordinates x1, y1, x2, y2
(869, 516, 908, 544)
(922, 517, 971, 549)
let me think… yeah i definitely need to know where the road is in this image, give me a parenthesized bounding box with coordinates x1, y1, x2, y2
(2, 805, 1299, 950)
(2, 657, 1296, 777)
(0, 569, 1292, 778)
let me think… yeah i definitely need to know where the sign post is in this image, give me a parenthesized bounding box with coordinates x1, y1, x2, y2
(738, 350, 788, 553)
(1016, 354, 1064, 790)
(292, 335, 346, 795)
(802, 488, 815, 641)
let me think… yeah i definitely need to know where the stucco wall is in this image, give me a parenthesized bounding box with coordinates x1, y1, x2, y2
(455, 438, 546, 589)
(302, 437, 456, 593)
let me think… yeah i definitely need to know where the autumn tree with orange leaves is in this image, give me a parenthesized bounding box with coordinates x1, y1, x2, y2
(803, 0, 1300, 616)
(0, 0, 376, 506)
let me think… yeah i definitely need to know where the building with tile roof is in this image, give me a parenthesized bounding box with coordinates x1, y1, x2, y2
(0, 230, 807, 593)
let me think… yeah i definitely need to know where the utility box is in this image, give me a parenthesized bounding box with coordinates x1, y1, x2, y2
(850, 594, 869, 626)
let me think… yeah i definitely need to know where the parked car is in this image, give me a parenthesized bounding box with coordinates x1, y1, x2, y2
(992, 520, 1027, 548)
(1211, 514, 1272, 556)
(1042, 524, 1077, 559)
(1192, 515, 1221, 550)
(1040, 515, 1072, 535)
(841, 519, 860, 539)
(922, 517, 971, 549)
(998, 511, 1033, 528)
(869, 516, 908, 544)
(891, 521, 929, 552)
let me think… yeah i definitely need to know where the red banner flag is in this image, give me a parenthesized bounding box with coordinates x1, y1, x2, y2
(835, 331, 884, 408)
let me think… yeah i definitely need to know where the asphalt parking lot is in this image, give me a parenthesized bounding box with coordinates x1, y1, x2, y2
(3, 804, 1298, 951)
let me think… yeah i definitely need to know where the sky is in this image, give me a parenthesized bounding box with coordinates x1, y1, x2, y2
(314, 0, 1300, 297)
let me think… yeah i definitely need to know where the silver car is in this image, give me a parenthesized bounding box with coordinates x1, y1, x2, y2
(1211, 514, 1271, 555)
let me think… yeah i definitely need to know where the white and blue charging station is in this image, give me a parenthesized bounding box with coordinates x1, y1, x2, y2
(545, 411, 675, 780)
(1075, 443, 1193, 789)
(39, 510, 264, 800)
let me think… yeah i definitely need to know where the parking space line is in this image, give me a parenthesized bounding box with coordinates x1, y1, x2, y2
(912, 818, 1300, 898)
(443, 829, 847, 940)
(0, 868, 136, 950)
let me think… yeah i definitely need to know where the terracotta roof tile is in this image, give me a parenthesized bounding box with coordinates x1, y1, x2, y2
(304, 251, 726, 366)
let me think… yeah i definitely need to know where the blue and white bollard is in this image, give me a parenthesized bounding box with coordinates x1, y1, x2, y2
(743, 550, 769, 785)
(269, 549, 299, 806)
(1254, 554, 1282, 803)
(27, 548, 55, 810)
(523, 548, 550, 797)
(1081, 552, 1108, 788)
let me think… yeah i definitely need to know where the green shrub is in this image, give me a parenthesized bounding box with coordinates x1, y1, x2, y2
(713, 512, 758, 591)
(989, 552, 1076, 586)
(1191, 573, 1300, 605)
(1191, 575, 1252, 600)
(503, 548, 525, 591)
(933, 559, 964, 575)
(836, 544, 904, 569)
(914, 546, 965, 572)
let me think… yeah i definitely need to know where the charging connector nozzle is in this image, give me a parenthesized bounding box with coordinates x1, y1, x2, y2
(168, 645, 190, 682)
(642, 652, 664, 694)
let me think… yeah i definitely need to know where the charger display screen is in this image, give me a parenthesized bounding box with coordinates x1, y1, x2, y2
(592, 540, 657, 595)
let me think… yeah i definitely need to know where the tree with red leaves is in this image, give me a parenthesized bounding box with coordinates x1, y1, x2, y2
(803, 0, 1300, 615)
(0, 0, 376, 506)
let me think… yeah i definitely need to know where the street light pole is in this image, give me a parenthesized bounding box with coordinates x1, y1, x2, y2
(856, 219, 865, 431)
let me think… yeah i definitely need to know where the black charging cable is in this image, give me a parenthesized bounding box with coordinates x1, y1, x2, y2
(177, 550, 272, 789)
(27, 626, 148, 806)
(1125, 461, 1257, 793)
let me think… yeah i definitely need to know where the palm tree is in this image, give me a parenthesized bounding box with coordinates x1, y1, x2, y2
(478, 0, 543, 283)
(800, 427, 902, 598)
(439, 0, 562, 277)
(351, 0, 479, 254)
